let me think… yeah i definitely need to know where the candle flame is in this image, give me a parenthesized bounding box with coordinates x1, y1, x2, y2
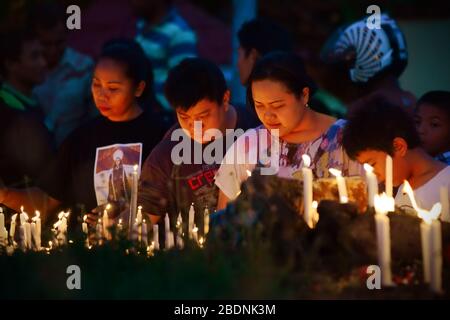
(329, 168, 342, 177)
(118, 218, 122, 224)
(312, 200, 318, 209)
(246, 169, 252, 177)
(34, 210, 40, 218)
(105, 203, 111, 211)
(133, 164, 138, 172)
(374, 192, 395, 215)
(363, 163, 374, 173)
(401, 180, 420, 211)
(83, 215, 87, 222)
(302, 154, 311, 168)
(20, 206, 24, 213)
(419, 203, 442, 225)
(143, 219, 146, 223)
(192, 226, 198, 233)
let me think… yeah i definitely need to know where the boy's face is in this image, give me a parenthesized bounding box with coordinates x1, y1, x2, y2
(8, 39, 46, 86)
(415, 104, 450, 156)
(175, 94, 229, 144)
(37, 22, 67, 69)
(356, 149, 409, 187)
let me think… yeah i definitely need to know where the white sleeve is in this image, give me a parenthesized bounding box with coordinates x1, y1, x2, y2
(214, 131, 258, 201)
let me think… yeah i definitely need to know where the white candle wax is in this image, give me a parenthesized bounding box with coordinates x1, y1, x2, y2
(129, 165, 139, 236)
(385, 155, 393, 197)
(19, 225, 26, 250)
(0, 209, 5, 230)
(430, 220, 442, 293)
(440, 186, 449, 222)
(82, 215, 88, 234)
(188, 203, 195, 239)
(10, 214, 17, 240)
(96, 218, 103, 243)
(30, 222, 37, 250)
(364, 164, 378, 208)
(142, 220, 148, 246)
(302, 154, 313, 228)
(329, 168, 348, 203)
(153, 224, 159, 250)
(25, 222, 32, 249)
(374, 193, 393, 287)
(168, 231, 175, 249)
(204, 207, 210, 236)
(420, 221, 431, 283)
(34, 211, 41, 250)
(192, 225, 199, 244)
(0, 209, 7, 246)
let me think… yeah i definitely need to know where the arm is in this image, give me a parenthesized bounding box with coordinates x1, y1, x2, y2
(0, 187, 61, 225)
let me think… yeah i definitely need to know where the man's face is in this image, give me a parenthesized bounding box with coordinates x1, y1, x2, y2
(237, 46, 256, 85)
(175, 97, 228, 144)
(9, 39, 46, 86)
(37, 22, 67, 69)
(356, 149, 409, 187)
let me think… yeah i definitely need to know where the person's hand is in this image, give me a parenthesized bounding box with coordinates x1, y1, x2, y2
(85, 202, 126, 227)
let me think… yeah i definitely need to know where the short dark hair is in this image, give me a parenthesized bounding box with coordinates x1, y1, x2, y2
(416, 90, 450, 120)
(98, 38, 156, 106)
(0, 26, 37, 77)
(246, 51, 317, 108)
(343, 95, 421, 158)
(164, 58, 227, 111)
(238, 18, 293, 56)
(32, 2, 66, 31)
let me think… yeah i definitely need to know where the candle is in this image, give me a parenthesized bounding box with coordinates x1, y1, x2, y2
(302, 154, 313, 228)
(403, 180, 443, 293)
(0, 208, 8, 247)
(142, 219, 148, 246)
(96, 218, 103, 244)
(82, 215, 88, 234)
(136, 206, 143, 242)
(128, 164, 139, 237)
(312, 200, 319, 227)
(188, 203, 195, 239)
(176, 212, 183, 233)
(192, 225, 199, 244)
(117, 218, 123, 234)
(103, 204, 111, 241)
(168, 231, 175, 249)
(385, 155, 393, 197)
(10, 213, 17, 241)
(440, 186, 450, 222)
(32, 211, 41, 250)
(363, 164, 378, 208)
(329, 168, 348, 203)
(164, 213, 170, 248)
(153, 224, 159, 250)
(204, 207, 210, 236)
(374, 193, 394, 287)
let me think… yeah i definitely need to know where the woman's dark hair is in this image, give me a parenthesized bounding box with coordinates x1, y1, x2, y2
(343, 94, 421, 158)
(416, 90, 450, 120)
(97, 38, 157, 107)
(246, 52, 317, 109)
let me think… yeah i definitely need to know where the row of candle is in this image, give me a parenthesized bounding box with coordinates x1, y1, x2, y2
(0, 207, 42, 251)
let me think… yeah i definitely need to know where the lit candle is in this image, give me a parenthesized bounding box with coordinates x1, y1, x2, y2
(136, 206, 143, 242)
(82, 215, 88, 234)
(142, 219, 148, 246)
(164, 213, 170, 248)
(96, 218, 103, 244)
(403, 181, 443, 293)
(103, 204, 111, 241)
(10, 213, 17, 241)
(176, 212, 183, 233)
(168, 231, 175, 249)
(192, 225, 199, 244)
(329, 168, 348, 203)
(302, 154, 313, 228)
(312, 200, 319, 227)
(374, 193, 394, 287)
(33, 211, 41, 250)
(385, 155, 393, 197)
(440, 186, 449, 222)
(204, 206, 210, 236)
(0, 208, 8, 247)
(129, 164, 139, 237)
(117, 218, 123, 234)
(188, 203, 195, 239)
(363, 163, 378, 208)
(153, 224, 159, 250)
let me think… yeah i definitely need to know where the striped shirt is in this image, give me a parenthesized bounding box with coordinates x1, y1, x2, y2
(135, 8, 197, 111)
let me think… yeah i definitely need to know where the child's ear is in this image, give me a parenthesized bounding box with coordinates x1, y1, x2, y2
(222, 90, 231, 111)
(135, 80, 146, 98)
(392, 137, 408, 157)
(302, 87, 310, 105)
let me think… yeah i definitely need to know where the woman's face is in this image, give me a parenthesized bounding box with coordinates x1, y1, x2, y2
(91, 58, 143, 121)
(252, 79, 307, 138)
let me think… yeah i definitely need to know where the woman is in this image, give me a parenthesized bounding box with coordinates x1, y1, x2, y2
(215, 52, 362, 209)
(0, 39, 171, 226)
